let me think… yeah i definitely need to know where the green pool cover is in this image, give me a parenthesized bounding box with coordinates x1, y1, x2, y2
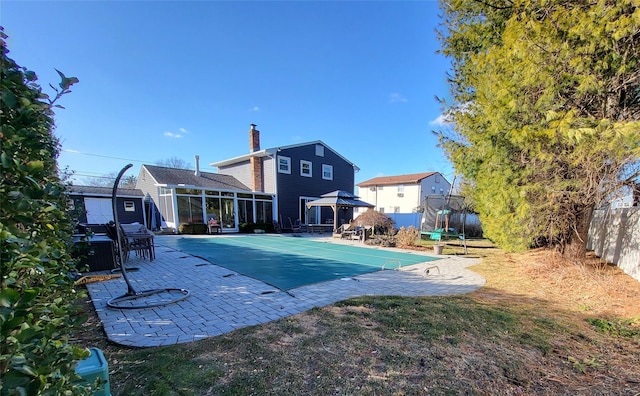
(159, 235, 439, 290)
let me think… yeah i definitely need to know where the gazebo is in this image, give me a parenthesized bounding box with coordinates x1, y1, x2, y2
(306, 190, 374, 232)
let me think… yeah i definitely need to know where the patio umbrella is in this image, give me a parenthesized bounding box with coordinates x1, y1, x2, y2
(306, 190, 374, 232)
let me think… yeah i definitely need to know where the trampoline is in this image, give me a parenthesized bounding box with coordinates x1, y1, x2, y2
(159, 235, 440, 290)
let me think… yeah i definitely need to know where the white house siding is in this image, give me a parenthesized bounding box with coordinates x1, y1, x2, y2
(137, 166, 160, 207)
(218, 157, 275, 194)
(354, 186, 374, 217)
(419, 174, 451, 203)
(373, 184, 419, 213)
(262, 156, 276, 194)
(218, 160, 253, 190)
(353, 184, 417, 222)
(354, 173, 453, 229)
(355, 174, 450, 214)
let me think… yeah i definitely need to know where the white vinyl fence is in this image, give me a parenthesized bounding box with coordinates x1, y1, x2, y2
(587, 207, 640, 282)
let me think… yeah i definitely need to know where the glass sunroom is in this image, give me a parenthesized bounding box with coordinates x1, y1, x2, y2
(157, 186, 274, 233)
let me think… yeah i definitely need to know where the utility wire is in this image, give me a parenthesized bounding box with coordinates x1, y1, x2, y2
(60, 149, 218, 177)
(61, 149, 153, 164)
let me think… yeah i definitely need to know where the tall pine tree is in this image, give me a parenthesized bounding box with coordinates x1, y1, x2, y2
(438, 0, 640, 259)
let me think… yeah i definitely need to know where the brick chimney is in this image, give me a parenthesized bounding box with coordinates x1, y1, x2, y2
(249, 124, 263, 191)
(249, 124, 260, 152)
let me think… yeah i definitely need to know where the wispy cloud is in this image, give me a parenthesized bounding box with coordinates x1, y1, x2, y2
(179, 127, 189, 134)
(164, 131, 183, 139)
(429, 114, 450, 126)
(388, 92, 408, 104)
(250, 106, 260, 112)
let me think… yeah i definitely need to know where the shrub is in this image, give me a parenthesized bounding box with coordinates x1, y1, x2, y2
(364, 235, 396, 247)
(354, 209, 395, 235)
(396, 226, 420, 247)
(1, 30, 91, 394)
(240, 222, 275, 233)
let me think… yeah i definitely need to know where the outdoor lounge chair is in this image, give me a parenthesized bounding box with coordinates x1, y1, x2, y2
(289, 218, 302, 233)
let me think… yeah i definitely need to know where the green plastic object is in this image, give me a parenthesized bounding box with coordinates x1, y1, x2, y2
(75, 347, 111, 396)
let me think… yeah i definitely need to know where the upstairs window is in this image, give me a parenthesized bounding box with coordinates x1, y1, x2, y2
(300, 160, 312, 177)
(322, 164, 333, 180)
(278, 156, 291, 174)
(315, 144, 325, 157)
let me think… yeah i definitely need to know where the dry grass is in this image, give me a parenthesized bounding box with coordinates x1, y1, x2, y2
(473, 248, 640, 319)
(71, 242, 640, 395)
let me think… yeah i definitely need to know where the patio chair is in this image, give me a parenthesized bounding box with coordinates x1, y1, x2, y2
(207, 218, 221, 234)
(273, 221, 282, 233)
(105, 221, 130, 264)
(106, 222, 155, 263)
(122, 223, 155, 261)
(340, 222, 357, 239)
(289, 218, 302, 233)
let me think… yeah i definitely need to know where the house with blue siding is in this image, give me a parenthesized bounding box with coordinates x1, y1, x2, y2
(212, 124, 359, 230)
(134, 125, 359, 233)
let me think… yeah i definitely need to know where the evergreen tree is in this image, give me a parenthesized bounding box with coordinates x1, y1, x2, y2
(437, 0, 640, 258)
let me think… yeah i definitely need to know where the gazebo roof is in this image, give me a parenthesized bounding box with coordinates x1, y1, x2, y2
(306, 190, 374, 209)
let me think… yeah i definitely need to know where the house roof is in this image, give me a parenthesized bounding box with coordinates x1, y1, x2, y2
(210, 140, 359, 171)
(142, 165, 251, 191)
(67, 185, 145, 198)
(356, 172, 439, 187)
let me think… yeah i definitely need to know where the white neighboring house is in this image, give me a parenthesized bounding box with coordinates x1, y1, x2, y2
(354, 172, 451, 228)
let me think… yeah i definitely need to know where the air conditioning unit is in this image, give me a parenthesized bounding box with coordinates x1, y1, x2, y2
(397, 193, 404, 197)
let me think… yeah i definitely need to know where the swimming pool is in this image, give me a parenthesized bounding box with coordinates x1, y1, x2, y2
(158, 235, 439, 290)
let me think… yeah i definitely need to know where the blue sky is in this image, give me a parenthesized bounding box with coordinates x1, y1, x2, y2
(2, 0, 454, 187)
